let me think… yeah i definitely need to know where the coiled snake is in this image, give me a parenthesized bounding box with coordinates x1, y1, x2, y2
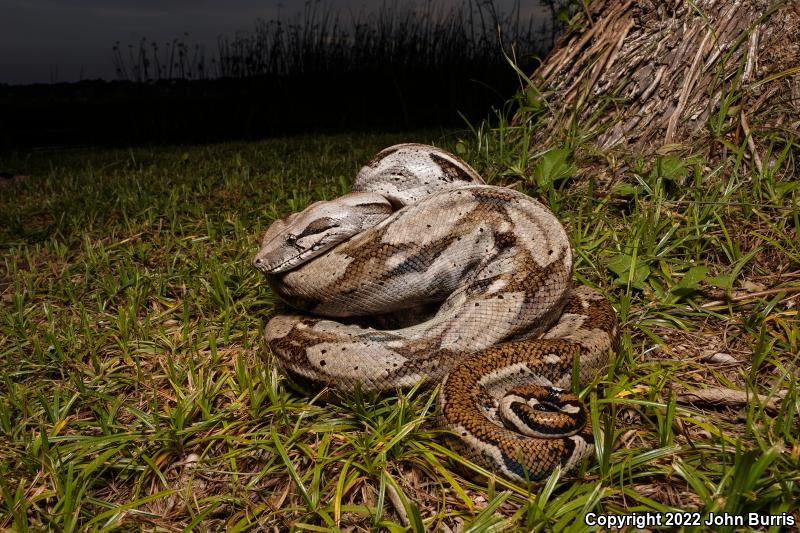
(254, 144, 619, 483)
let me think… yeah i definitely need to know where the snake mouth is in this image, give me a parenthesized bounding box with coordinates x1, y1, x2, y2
(254, 253, 307, 274)
(254, 242, 334, 274)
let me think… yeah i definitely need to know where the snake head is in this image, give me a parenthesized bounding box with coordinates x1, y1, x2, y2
(253, 192, 393, 274)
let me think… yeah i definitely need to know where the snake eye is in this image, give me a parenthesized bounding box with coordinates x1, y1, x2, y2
(286, 234, 297, 245)
(534, 402, 560, 412)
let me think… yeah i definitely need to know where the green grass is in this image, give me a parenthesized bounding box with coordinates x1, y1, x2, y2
(1, 111, 798, 532)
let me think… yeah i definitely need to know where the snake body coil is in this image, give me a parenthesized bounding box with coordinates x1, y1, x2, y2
(254, 144, 618, 482)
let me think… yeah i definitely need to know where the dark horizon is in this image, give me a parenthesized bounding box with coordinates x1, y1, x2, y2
(0, 0, 548, 86)
(1, 0, 555, 148)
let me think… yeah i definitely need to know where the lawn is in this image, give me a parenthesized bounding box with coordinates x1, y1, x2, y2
(0, 121, 798, 531)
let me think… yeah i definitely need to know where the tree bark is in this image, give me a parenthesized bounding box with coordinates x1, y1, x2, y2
(523, 0, 800, 156)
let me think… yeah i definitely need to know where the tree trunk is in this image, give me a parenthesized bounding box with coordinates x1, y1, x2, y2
(523, 0, 800, 157)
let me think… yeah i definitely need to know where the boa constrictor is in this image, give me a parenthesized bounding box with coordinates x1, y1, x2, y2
(254, 144, 619, 483)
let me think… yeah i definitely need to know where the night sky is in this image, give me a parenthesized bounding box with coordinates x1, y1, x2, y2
(0, 0, 546, 85)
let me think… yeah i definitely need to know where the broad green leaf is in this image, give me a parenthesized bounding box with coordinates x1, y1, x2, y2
(533, 148, 576, 188)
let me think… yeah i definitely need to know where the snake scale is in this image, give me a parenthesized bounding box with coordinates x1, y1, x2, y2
(254, 144, 619, 483)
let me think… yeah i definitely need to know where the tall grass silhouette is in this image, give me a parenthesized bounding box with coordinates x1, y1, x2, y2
(112, 0, 554, 82)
